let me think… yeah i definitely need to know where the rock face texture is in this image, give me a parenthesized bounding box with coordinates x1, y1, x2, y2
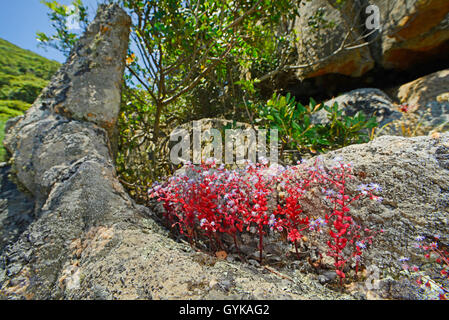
(293, 0, 374, 79)
(173, 118, 255, 164)
(311, 88, 401, 127)
(313, 82, 449, 136)
(392, 69, 449, 108)
(0, 3, 135, 299)
(36, 5, 131, 136)
(292, 0, 449, 80)
(311, 134, 449, 274)
(3, 3, 131, 203)
(388, 69, 449, 134)
(0, 165, 34, 254)
(374, 0, 449, 70)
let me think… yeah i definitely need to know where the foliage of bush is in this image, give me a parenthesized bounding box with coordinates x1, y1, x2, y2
(0, 74, 49, 103)
(36, 0, 304, 196)
(37, 1, 381, 203)
(253, 93, 378, 159)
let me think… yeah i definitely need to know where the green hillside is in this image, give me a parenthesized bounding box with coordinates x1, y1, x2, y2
(0, 38, 60, 161)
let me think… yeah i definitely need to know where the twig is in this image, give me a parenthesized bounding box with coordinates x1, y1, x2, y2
(263, 265, 294, 282)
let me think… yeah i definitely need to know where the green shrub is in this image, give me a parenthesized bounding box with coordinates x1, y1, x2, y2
(254, 93, 378, 159)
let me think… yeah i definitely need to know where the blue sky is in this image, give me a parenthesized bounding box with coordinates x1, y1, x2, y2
(0, 0, 100, 63)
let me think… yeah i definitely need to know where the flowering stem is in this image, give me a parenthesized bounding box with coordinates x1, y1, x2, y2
(259, 224, 264, 264)
(432, 248, 449, 267)
(233, 233, 246, 262)
(294, 239, 300, 260)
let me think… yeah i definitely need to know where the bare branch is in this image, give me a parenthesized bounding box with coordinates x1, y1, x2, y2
(126, 65, 158, 103)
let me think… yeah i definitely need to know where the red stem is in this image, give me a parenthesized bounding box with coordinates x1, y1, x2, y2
(294, 240, 300, 259)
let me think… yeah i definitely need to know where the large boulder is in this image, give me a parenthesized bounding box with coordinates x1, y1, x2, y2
(312, 82, 449, 137)
(290, 0, 449, 79)
(312, 88, 401, 127)
(173, 118, 255, 164)
(313, 133, 449, 275)
(388, 69, 449, 134)
(293, 0, 374, 79)
(34, 4, 131, 136)
(373, 0, 449, 69)
(1, 2, 447, 301)
(159, 132, 449, 299)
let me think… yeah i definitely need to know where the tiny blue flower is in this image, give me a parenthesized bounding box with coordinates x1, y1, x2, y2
(357, 184, 369, 195)
(356, 241, 366, 249)
(368, 183, 382, 192)
(317, 217, 326, 226)
(415, 235, 425, 242)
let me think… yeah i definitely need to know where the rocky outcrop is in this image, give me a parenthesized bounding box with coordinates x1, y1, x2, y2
(3, 3, 131, 202)
(0, 3, 134, 299)
(173, 118, 255, 164)
(313, 82, 449, 136)
(294, 0, 374, 79)
(160, 132, 449, 299)
(35, 5, 131, 136)
(374, 0, 449, 70)
(311, 88, 401, 127)
(292, 0, 449, 80)
(0, 164, 34, 254)
(392, 68, 449, 108)
(312, 134, 449, 273)
(1, 2, 447, 301)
